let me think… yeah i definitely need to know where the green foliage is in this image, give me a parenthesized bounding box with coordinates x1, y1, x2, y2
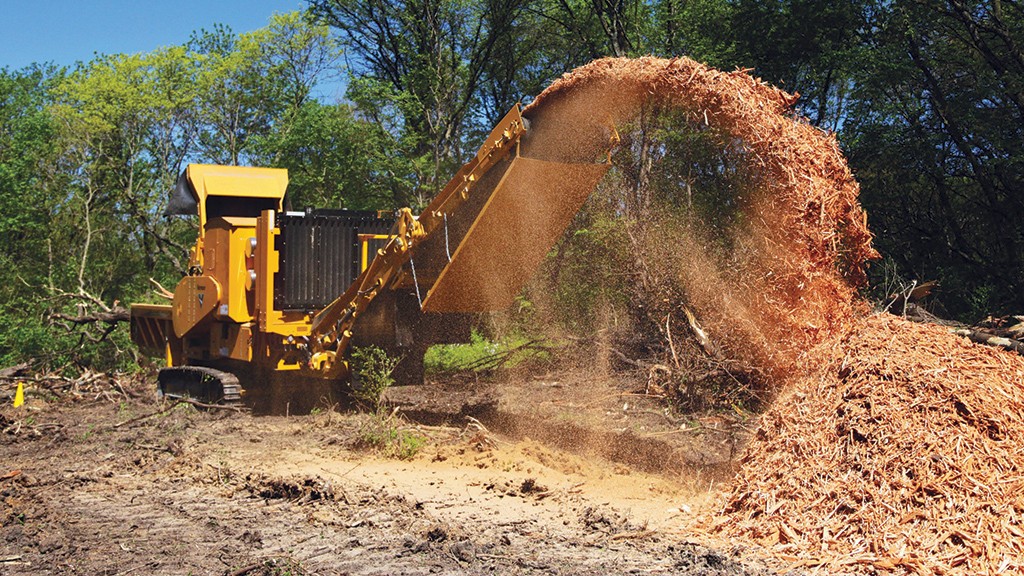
(0, 305, 73, 370)
(537, 210, 632, 333)
(310, 0, 541, 203)
(424, 330, 495, 374)
(0, 66, 86, 372)
(356, 411, 426, 460)
(844, 1, 1024, 318)
(349, 345, 400, 408)
(261, 100, 404, 211)
(0, 66, 57, 238)
(424, 330, 547, 374)
(348, 345, 423, 459)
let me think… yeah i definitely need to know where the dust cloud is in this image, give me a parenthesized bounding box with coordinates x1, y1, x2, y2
(520, 56, 875, 382)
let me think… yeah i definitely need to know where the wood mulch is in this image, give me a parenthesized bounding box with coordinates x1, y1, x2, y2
(712, 313, 1024, 575)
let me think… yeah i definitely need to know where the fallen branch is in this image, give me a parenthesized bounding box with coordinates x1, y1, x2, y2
(953, 328, 1024, 355)
(45, 285, 130, 345)
(902, 302, 963, 327)
(0, 363, 30, 380)
(111, 378, 140, 400)
(228, 563, 266, 576)
(2, 421, 63, 437)
(31, 371, 109, 395)
(148, 277, 174, 300)
(664, 314, 680, 368)
(50, 308, 130, 325)
(610, 529, 657, 541)
(898, 305, 1024, 356)
(607, 345, 646, 369)
(178, 397, 247, 412)
(682, 306, 718, 357)
(227, 557, 296, 576)
(114, 398, 246, 428)
(0, 374, 69, 384)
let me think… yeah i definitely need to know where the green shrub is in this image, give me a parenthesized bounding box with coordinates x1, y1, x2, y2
(347, 345, 424, 459)
(348, 345, 400, 408)
(356, 412, 426, 460)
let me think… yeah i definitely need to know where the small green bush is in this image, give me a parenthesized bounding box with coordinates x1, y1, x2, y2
(357, 412, 426, 460)
(348, 345, 425, 459)
(348, 345, 400, 409)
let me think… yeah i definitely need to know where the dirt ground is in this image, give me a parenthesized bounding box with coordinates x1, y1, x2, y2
(0, 370, 784, 576)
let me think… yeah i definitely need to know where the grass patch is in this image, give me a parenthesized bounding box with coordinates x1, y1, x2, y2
(425, 331, 553, 374)
(356, 410, 426, 460)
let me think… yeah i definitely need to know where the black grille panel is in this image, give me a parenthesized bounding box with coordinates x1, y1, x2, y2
(274, 210, 394, 311)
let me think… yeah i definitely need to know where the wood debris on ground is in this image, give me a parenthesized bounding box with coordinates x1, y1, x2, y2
(712, 313, 1024, 575)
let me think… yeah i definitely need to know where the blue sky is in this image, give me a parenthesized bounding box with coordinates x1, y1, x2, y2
(0, 0, 307, 70)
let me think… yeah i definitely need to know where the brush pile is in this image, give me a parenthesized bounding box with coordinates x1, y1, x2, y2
(713, 313, 1024, 574)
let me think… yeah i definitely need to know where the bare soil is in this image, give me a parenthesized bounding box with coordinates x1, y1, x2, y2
(0, 370, 779, 576)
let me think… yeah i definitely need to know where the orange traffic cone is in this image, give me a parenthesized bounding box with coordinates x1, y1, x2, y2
(13, 381, 24, 408)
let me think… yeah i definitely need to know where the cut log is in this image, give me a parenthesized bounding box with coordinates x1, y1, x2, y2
(0, 363, 30, 380)
(953, 328, 1024, 355)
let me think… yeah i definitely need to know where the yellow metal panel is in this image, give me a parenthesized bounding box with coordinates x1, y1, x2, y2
(258, 208, 282, 330)
(358, 233, 389, 272)
(130, 304, 173, 353)
(204, 219, 259, 323)
(227, 226, 256, 322)
(172, 275, 222, 337)
(187, 164, 288, 202)
(275, 360, 302, 371)
(210, 322, 253, 362)
(186, 164, 287, 233)
(232, 324, 253, 361)
(218, 216, 259, 227)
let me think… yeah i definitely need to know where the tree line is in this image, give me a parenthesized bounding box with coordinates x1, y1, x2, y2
(0, 1, 1021, 371)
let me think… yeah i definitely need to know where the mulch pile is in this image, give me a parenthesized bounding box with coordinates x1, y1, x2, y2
(712, 313, 1024, 574)
(527, 58, 1023, 573)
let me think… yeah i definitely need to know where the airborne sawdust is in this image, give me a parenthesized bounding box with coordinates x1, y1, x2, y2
(517, 58, 1024, 574)
(521, 57, 874, 381)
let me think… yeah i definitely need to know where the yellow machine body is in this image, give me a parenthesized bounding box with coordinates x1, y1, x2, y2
(172, 275, 222, 337)
(129, 104, 615, 403)
(133, 164, 293, 369)
(203, 217, 257, 323)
